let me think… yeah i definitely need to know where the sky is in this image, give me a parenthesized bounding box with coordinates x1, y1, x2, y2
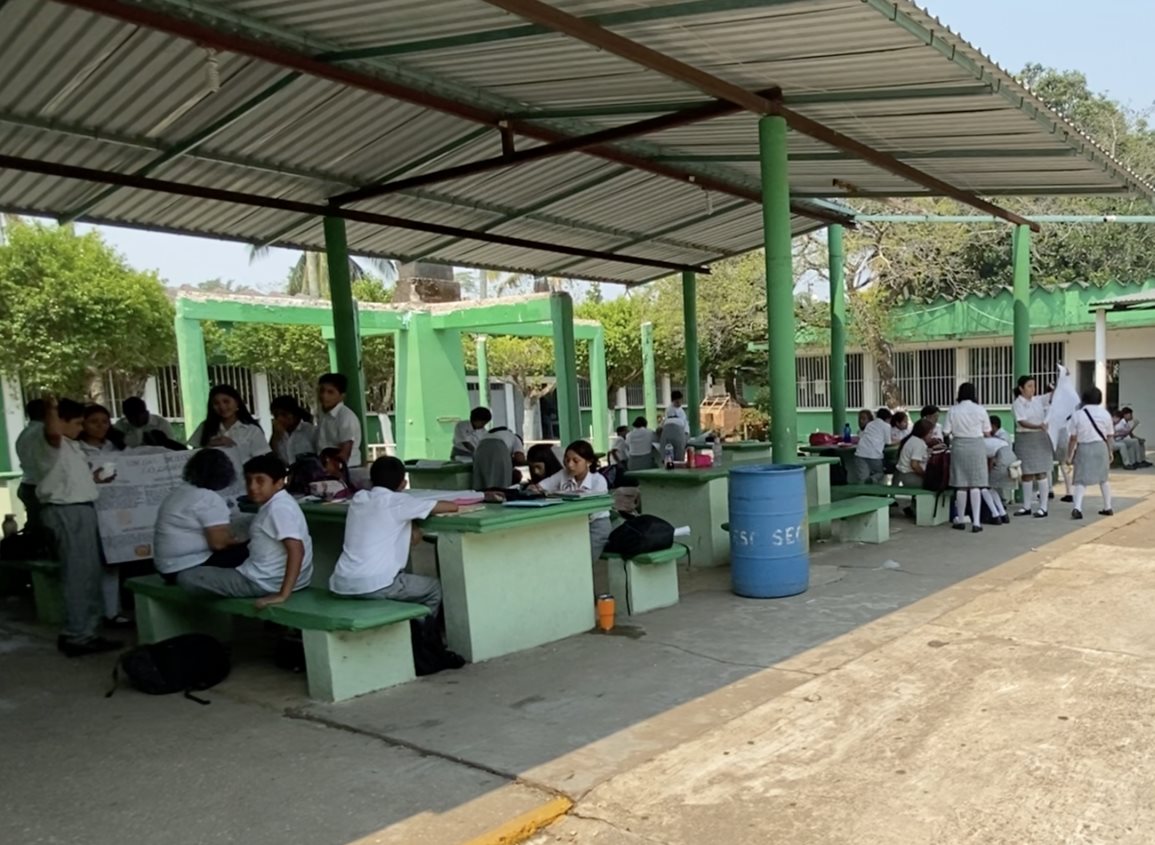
(74, 0, 1155, 293)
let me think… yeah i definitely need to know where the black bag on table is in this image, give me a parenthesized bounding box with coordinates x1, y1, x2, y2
(107, 634, 231, 705)
(604, 514, 675, 558)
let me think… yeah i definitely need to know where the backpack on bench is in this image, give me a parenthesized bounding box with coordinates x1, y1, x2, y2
(107, 634, 231, 705)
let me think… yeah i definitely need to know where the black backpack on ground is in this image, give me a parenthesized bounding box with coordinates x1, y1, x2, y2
(411, 613, 466, 677)
(604, 514, 675, 558)
(107, 634, 231, 705)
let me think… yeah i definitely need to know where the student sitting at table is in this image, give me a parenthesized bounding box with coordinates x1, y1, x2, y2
(155, 448, 248, 586)
(330, 456, 457, 613)
(920, 405, 944, 443)
(857, 408, 874, 433)
(78, 403, 125, 460)
(894, 418, 934, 490)
(189, 384, 270, 465)
(1111, 408, 1143, 470)
(889, 411, 910, 443)
(625, 416, 658, 471)
(270, 395, 316, 466)
(318, 447, 356, 499)
(472, 436, 515, 491)
(316, 372, 362, 468)
(179, 453, 312, 608)
(115, 397, 176, 448)
(608, 425, 629, 465)
(526, 442, 563, 485)
(1119, 407, 1150, 467)
(481, 425, 526, 465)
(451, 406, 492, 462)
(854, 408, 893, 483)
(530, 440, 611, 564)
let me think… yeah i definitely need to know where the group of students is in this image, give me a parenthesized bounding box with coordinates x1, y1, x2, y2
(605, 391, 693, 470)
(859, 376, 1123, 532)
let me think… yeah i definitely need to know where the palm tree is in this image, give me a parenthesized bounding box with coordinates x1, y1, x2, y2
(249, 245, 397, 298)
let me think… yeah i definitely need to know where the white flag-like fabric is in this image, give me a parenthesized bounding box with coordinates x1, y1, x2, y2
(1045, 364, 1080, 450)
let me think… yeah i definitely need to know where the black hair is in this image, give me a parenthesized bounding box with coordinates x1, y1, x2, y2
(57, 399, 85, 421)
(83, 403, 125, 449)
(200, 384, 260, 447)
(1014, 375, 1035, 398)
(370, 455, 407, 491)
(183, 448, 237, 491)
(1110, 407, 1122, 418)
(616, 425, 629, 435)
(990, 414, 1002, 430)
(1081, 386, 1103, 407)
(1122, 407, 1134, 415)
(957, 382, 977, 404)
(270, 394, 314, 425)
(890, 411, 908, 429)
(122, 396, 147, 417)
(920, 404, 939, 418)
(243, 452, 288, 481)
(875, 408, 892, 422)
(318, 372, 348, 394)
(671, 391, 683, 401)
(633, 416, 647, 428)
(564, 439, 599, 470)
(527, 443, 563, 480)
(470, 406, 493, 424)
(84, 403, 111, 420)
(319, 447, 352, 488)
(899, 417, 935, 452)
(25, 399, 46, 421)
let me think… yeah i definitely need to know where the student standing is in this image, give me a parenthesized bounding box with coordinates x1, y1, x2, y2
(179, 454, 312, 606)
(1012, 376, 1053, 517)
(854, 408, 892, 484)
(532, 440, 612, 564)
(269, 395, 316, 466)
(115, 397, 175, 448)
(78, 403, 125, 460)
(330, 456, 457, 612)
(188, 385, 269, 465)
(659, 391, 691, 462)
(481, 426, 526, 465)
(1068, 387, 1114, 519)
(945, 382, 993, 533)
(15, 399, 46, 529)
(36, 395, 121, 656)
(315, 373, 362, 468)
(451, 407, 491, 462)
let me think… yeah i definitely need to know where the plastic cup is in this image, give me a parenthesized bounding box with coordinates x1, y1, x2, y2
(596, 594, 615, 632)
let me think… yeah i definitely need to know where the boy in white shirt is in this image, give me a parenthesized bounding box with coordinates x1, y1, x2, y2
(15, 398, 46, 529)
(330, 456, 457, 611)
(37, 395, 120, 657)
(609, 425, 629, 464)
(1119, 407, 1150, 467)
(316, 372, 363, 467)
(451, 407, 491, 462)
(854, 408, 893, 483)
(663, 391, 692, 435)
(179, 453, 313, 608)
(115, 396, 176, 448)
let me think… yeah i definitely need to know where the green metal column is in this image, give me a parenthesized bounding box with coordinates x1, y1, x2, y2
(828, 224, 847, 435)
(1012, 224, 1031, 378)
(323, 216, 368, 464)
(475, 335, 489, 408)
(589, 328, 609, 451)
(759, 115, 797, 460)
(641, 321, 657, 426)
(326, 339, 339, 372)
(174, 312, 209, 434)
(681, 270, 701, 436)
(550, 292, 580, 446)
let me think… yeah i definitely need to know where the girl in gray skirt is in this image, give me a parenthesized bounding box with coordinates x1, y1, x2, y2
(944, 382, 993, 533)
(1012, 375, 1054, 518)
(1068, 387, 1115, 519)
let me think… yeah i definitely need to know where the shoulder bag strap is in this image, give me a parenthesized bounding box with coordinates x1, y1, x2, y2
(1083, 408, 1109, 443)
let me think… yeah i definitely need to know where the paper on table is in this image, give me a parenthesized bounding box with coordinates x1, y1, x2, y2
(673, 525, 691, 538)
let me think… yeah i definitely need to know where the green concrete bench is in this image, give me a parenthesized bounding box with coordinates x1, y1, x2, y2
(127, 575, 429, 702)
(0, 557, 64, 626)
(810, 496, 891, 544)
(601, 544, 687, 616)
(832, 484, 948, 526)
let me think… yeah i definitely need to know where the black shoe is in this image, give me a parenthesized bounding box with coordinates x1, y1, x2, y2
(971, 525, 983, 534)
(1048, 491, 1055, 499)
(952, 521, 967, 531)
(1099, 509, 1115, 516)
(903, 506, 915, 519)
(1072, 509, 1083, 520)
(1141, 462, 1153, 468)
(57, 635, 123, 658)
(1125, 465, 1139, 471)
(1034, 510, 1049, 518)
(1060, 495, 1074, 503)
(1014, 509, 1032, 517)
(1001, 515, 1011, 524)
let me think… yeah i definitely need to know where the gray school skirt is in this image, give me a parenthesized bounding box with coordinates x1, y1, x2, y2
(1014, 430, 1053, 476)
(1073, 441, 1110, 486)
(949, 437, 989, 488)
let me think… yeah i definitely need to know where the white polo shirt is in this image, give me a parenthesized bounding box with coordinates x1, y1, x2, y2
(154, 484, 232, 574)
(944, 401, 991, 440)
(483, 428, 524, 457)
(330, 488, 436, 595)
(855, 418, 892, 460)
(896, 436, 928, 475)
(663, 404, 691, 434)
(538, 468, 610, 521)
(35, 437, 99, 505)
(188, 419, 270, 465)
(114, 414, 175, 448)
(1074, 406, 1113, 444)
(238, 490, 313, 593)
(316, 402, 362, 467)
(451, 420, 485, 461)
(16, 421, 46, 485)
(1013, 395, 1048, 431)
(274, 421, 317, 466)
(625, 427, 656, 456)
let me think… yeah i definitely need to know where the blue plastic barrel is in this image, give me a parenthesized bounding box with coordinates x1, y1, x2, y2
(728, 464, 809, 598)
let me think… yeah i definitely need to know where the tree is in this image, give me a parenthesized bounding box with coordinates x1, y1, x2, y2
(0, 220, 175, 400)
(472, 335, 556, 440)
(575, 293, 655, 398)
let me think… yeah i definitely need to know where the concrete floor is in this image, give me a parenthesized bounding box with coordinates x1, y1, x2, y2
(2, 473, 1152, 844)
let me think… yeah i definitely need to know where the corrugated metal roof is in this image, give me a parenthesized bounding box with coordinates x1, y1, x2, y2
(1088, 291, 1155, 312)
(0, 0, 1150, 285)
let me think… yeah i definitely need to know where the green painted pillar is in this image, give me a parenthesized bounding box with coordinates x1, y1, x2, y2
(1012, 224, 1031, 378)
(326, 339, 339, 372)
(641, 321, 657, 427)
(828, 224, 847, 435)
(323, 217, 368, 464)
(175, 313, 209, 434)
(589, 329, 609, 451)
(395, 314, 468, 459)
(550, 292, 580, 446)
(475, 335, 489, 408)
(759, 114, 797, 460)
(681, 270, 701, 436)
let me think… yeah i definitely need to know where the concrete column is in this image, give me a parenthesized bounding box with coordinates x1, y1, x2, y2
(589, 330, 608, 450)
(550, 293, 580, 446)
(1012, 225, 1031, 379)
(660, 374, 672, 408)
(323, 216, 368, 464)
(252, 371, 272, 435)
(1, 374, 22, 474)
(616, 387, 628, 426)
(174, 313, 209, 433)
(1095, 308, 1108, 401)
(828, 225, 847, 434)
(641, 322, 657, 427)
(682, 270, 701, 435)
(475, 335, 489, 409)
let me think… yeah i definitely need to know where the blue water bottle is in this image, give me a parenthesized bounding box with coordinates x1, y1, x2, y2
(842, 422, 852, 443)
(664, 443, 675, 469)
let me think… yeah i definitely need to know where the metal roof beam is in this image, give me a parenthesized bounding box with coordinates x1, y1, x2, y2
(653, 148, 1078, 163)
(0, 154, 708, 275)
(329, 90, 778, 207)
(480, 0, 1038, 232)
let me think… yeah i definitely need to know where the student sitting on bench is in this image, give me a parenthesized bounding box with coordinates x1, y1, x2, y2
(329, 456, 457, 613)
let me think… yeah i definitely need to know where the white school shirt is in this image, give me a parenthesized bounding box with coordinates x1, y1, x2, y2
(316, 402, 362, 467)
(943, 401, 990, 440)
(484, 428, 525, 457)
(451, 420, 485, 460)
(188, 419, 270, 465)
(330, 488, 436, 595)
(896, 436, 929, 475)
(237, 489, 313, 594)
(983, 436, 1008, 459)
(625, 427, 657, 456)
(855, 418, 892, 460)
(1012, 395, 1048, 431)
(153, 484, 232, 575)
(931, 422, 944, 441)
(34, 436, 99, 505)
(608, 435, 627, 463)
(79, 439, 118, 463)
(663, 404, 691, 434)
(16, 421, 46, 485)
(993, 429, 1011, 444)
(1074, 406, 1113, 444)
(114, 414, 174, 448)
(274, 421, 317, 466)
(538, 468, 610, 521)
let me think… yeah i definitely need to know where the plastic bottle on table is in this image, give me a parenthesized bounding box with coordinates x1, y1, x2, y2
(664, 443, 675, 470)
(842, 423, 852, 443)
(2, 514, 17, 537)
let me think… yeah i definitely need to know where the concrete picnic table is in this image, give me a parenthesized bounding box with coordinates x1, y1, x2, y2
(294, 496, 613, 663)
(799, 442, 899, 482)
(686, 440, 773, 464)
(627, 455, 840, 567)
(404, 461, 473, 491)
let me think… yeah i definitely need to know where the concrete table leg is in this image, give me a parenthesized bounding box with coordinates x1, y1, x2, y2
(302, 625, 416, 702)
(639, 478, 730, 567)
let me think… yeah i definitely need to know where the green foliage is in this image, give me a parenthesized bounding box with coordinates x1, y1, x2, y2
(576, 294, 654, 393)
(0, 221, 174, 398)
(475, 335, 556, 399)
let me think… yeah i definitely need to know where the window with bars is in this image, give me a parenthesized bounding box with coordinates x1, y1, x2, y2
(266, 372, 315, 416)
(795, 354, 865, 409)
(208, 365, 256, 412)
(969, 341, 1065, 406)
(577, 377, 592, 409)
(153, 366, 184, 420)
(889, 348, 956, 408)
(625, 383, 645, 406)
